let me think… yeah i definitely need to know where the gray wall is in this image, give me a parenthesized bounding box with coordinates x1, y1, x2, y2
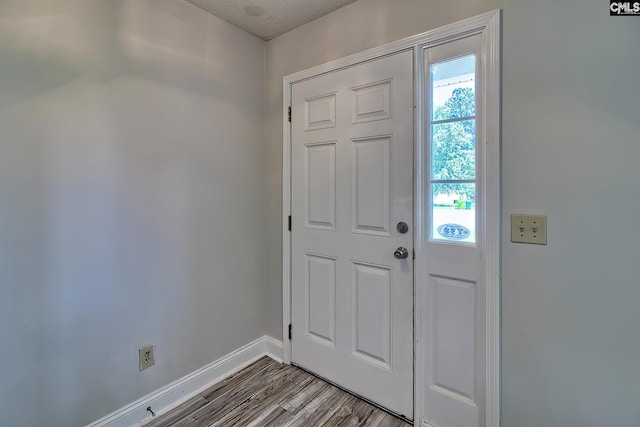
(265, 0, 640, 426)
(0, 0, 268, 425)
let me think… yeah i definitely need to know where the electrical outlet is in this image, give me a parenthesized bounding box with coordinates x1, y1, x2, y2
(511, 214, 547, 245)
(139, 344, 155, 371)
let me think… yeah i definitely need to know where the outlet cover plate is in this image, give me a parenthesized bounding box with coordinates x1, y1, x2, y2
(511, 214, 547, 245)
(139, 344, 155, 371)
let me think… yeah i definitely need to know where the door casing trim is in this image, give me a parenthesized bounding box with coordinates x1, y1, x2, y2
(282, 10, 501, 427)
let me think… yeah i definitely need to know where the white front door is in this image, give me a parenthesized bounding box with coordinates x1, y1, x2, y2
(290, 51, 414, 418)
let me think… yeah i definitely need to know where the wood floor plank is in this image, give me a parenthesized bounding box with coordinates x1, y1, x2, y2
(145, 356, 411, 427)
(208, 367, 311, 427)
(199, 356, 274, 400)
(263, 410, 297, 427)
(275, 409, 309, 427)
(269, 373, 317, 410)
(280, 377, 329, 413)
(175, 362, 292, 427)
(324, 398, 380, 427)
(294, 382, 342, 415)
(243, 405, 287, 427)
(288, 387, 354, 427)
(372, 413, 411, 427)
(144, 396, 208, 427)
(317, 394, 361, 426)
(360, 410, 389, 427)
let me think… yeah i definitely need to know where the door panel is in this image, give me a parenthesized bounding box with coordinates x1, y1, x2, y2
(351, 80, 392, 123)
(305, 254, 336, 347)
(432, 276, 476, 401)
(305, 142, 336, 230)
(290, 50, 414, 418)
(305, 93, 337, 131)
(352, 262, 392, 370)
(352, 136, 391, 235)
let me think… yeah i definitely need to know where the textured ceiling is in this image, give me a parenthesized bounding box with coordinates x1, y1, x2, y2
(184, 0, 358, 40)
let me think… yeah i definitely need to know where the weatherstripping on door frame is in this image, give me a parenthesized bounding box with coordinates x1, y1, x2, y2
(282, 10, 501, 427)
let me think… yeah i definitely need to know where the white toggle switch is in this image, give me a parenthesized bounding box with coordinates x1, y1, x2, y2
(511, 214, 547, 245)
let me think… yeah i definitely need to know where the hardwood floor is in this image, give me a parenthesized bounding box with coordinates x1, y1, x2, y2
(145, 356, 411, 427)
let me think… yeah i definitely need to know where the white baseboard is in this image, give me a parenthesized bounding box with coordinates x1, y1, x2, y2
(261, 335, 284, 363)
(87, 335, 284, 427)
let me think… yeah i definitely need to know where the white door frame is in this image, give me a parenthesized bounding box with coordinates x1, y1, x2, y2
(282, 10, 501, 426)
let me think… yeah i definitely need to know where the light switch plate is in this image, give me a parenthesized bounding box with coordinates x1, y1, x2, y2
(511, 214, 547, 245)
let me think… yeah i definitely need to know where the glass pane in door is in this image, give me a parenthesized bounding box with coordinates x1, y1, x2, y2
(432, 183, 476, 243)
(430, 54, 477, 244)
(431, 55, 476, 121)
(432, 120, 476, 181)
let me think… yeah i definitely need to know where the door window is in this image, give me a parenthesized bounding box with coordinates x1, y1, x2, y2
(429, 54, 476, 243)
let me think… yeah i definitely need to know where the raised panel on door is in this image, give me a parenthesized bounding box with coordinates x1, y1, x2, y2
(305, 142, 336, 230)
(431, 276, 477, 402)
(423, 273, 481, 427)
(351, 79, 392, 124)
(352, 262, 392, 370)
(305, 254, 336, 347)
(305, 93, 336, 131)
(352, 136, 391, 236)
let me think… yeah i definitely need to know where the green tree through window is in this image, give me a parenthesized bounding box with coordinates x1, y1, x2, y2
(432, 87, 475, 199)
